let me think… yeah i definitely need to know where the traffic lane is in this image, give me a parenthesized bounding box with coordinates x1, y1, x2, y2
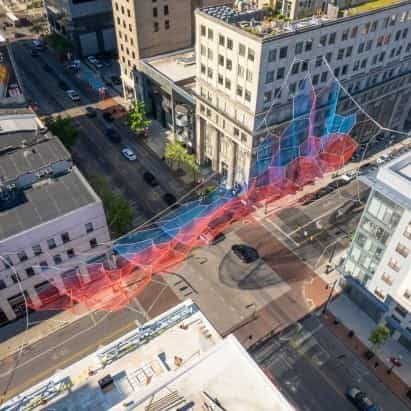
(0, 307, 146, 401)
(76, 116, 167, 217)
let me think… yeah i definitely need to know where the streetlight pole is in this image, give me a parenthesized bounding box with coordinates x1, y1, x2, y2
(322, 278, 338, 315)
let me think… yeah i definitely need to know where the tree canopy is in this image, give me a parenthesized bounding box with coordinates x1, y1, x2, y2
(45, 116, 78, 150)
(165, 140, 199, 178)
(128, 101, 151, 134)
(369, 324, 391, 350)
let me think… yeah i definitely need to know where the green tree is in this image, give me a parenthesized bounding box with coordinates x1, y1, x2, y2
(165, 140, 187, 169)
(45, 116, 78, 150)
(128, 101, 151, 134)
(185, 151, 199, 179)
(89, 175, 134, 238)
(369, 324, 391, 351)
(44, 33, 73, 59)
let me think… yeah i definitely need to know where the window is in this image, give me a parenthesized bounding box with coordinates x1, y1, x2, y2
(403, 28, 408, 38)
(201, 25, 206, 37)
(18, 251, 28, 263)
(165, 20, 170, 30)
(239, 43, 246, 56)
(207, 67, 213, 78)
(388, 257, 401, 272)
(358, 42, 364, 53)
(246, 69, 253, 82)
(227, 38, 233, 50)
(353, 61, 360, 71)
(351, 26, 358, 38)
(291, 62, 299, 74)
(219, 35, 225, 46)
(237, 64, 244, 77)
(67, 249, 75, 259)
(279, 46, 288, 59)
(320, 34, 327, 47)
(268, 49, 277, 62)
(11, 274, 20, 284)
(244, 90, 251, 102)
(218, 54, 224, 66)
(47, 239, 56, 250)
(236, 85, 243, 97)
(0, 280, 6, 289)
(404, 290, 411, 300)
(334, 67, 340, 77)
(361, 58, 367, 69)
(90, 238, 98, 248)
(396, 243, 409, 258)
(377, 36, 383, 47)
(374, 287, 386, 300)
(404, 223, 411, 239)
(266, 70, 275, 83)
(381, 273, 393, 286)
(312, 74, 319, 85)
(315, 56, 322, 67)
(40, 260, 48, 270)
(164, 5, 169, 15)
(226, 59, 232, 70)
(127, 9, 130, 17)
(342, 64, 348, 75)
(218, 74, 223, 85)
(371, 20, 378, 32)
(248, 49, 255, 61)
(321, 71, 328, 82)
(394, 304, 407, 318)
(208, 28, 213, 40)
(395, 30, 401, 41)
(225, 78, 231, 89)
(305, 39, 312, 51)
(295, 42, 303, 54)
(207, 48, 213, 59)
(325, 52, 332, 62)
(301, 60, 308, 72)
(154, 22, 159, 32)
(32, 244, 42, 256)
(26, 267, 35, 277)
(342, 28, 349, 41)
(61, 232, 70, 244)
(346, 46, 353, 58)
(53, 254, 62, 265)
(366, 40, 373, 50)
(264, 91, 272, 104)
(289, 83, 296, 94)
(153, 7, 157, 17)
(329, 32, 336, 44)
(337, 48, 344, 60)
(277, 67, 285, 79)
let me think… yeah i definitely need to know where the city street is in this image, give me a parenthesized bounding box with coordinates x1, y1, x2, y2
(251, 315, 409, 411)
(11, 38, 187, 226)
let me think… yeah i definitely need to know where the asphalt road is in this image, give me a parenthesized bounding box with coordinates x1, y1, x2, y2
(11, 38, 186, 225)
(251, 315, 410, 411)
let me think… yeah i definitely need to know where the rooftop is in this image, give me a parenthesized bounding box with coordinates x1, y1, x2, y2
(200, 0, 408, 39)
(0, 301, 296, 411)
(0, 115, 98, 241)
(359, 153, 411, 211)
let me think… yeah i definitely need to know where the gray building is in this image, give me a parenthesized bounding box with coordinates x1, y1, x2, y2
(0, 113, 110, 325)
(46, 0, 116, 56)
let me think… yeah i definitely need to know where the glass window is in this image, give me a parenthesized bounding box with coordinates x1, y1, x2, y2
(32, 244, 42, 256)
(67, 249, 75, 259)
(246, 69, 253, 82)
(239, 43, 246, 56)
(226, 59, 232, 70)
(264, 91, 272, 104)
(248, 49, 255, 61)
(268, 49, 277, 62)
(266, 70, 275, 83)
(154, 22, 159, 32)
(208, 28, 213, 40)
(26, 267, 35, 277)
(90, 238, 98, 248)
(165, 20, 169, 30)
(219, 35, 225, 46)
(291, 62, 299, 74)
(18, 251, 28, 262)
(277, 67, 285, 79)
(337, 48, 344, 60)
(329, 32, 336, 44)
(61, 232, 70, 244)
(47, 238, 56, 250)
(244, 90, 251, 102)
(227, 38, 233, 50)
(236, 85, 243, 97)
(225, 78, 231, 89)
(53, 254, 62, 265)
(295, 42, 303, 54)
(164, 5, 168, 15)
(305, 39, 312, 51)
(279, 46, 288, 59)
(201, 25, 206, 37)
(152, 7, 157, 17)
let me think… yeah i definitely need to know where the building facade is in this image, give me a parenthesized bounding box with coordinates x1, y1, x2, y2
(0, 115, 111, 325)
(195, 1, 411, 187)
(341, 153, 411, 347)
(112, 0, 223, 98)
(46, 0, 116, 56)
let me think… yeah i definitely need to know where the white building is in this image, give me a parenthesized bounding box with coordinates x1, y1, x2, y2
(0, 300, 296, 411)
(195, 1, 411, 187)
(342, 153, 411, 348)
(0, 114, 111, 325)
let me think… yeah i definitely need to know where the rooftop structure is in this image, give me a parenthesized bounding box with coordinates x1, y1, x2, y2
(201, 0, 409, 39)
(0, 300, 296, 411)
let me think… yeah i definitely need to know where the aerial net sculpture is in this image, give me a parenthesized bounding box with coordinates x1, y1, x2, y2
(28, 78, 357, 313)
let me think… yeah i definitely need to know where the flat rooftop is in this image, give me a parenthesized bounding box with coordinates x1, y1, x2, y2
(1, 301, 296, 411)
(360, 153, 411, 211)
(200, 0, 408, 39)
(143, 48, 196, 83)
(0, 119, 98, 241)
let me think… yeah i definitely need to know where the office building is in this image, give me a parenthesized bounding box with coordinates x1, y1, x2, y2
(342, 153, 411, 349)
(46, 0, 116, 56)
(195, 1, 411, 187)
(0, 300, 296, 411)
(112, 0, 223, 99)
(0, 113, 110, 325)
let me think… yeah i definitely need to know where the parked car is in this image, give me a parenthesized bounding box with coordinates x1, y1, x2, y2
(231, 244, 259, 263)
(30, 48, 38, 57)
(103, 111, 114, 122)
(87, 55, 97, 65)
(32, 39, 44, 50)
(105, 128, 121, 143)
(67, 90, 80, 102)
(58, 81, 69, 91)
(121, 147, 137, 161)
(346, 387, 378, 411)
(163, 193, 178, 207)
(143, 172, 158, 187)
(93, 60, 104, 69)
(85, 106, 97, 118)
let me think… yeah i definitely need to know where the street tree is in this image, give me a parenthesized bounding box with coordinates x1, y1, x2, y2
(185, 151, 200, 180)
(89, 175, 134, 238)
(44, 33, 73, 60)
(369, 324, 391, 351)
(128, 101, 151, 134)
(165, 140, 187, 169)
(45, 116, 78, 150)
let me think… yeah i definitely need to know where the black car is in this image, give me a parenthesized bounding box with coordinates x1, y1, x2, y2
(105, 128, 121, 143)
(30, 48, 38, 57)
(86, 106, 97, 118)
(346, 387, 377, 411)
(103, 111, 113, 122)
(163, 193, 178, 207)
(143, 172, 158, 187)
(42, 64, 53, 73)
(231, 244, 259, 263)
(58, 81, 69, 91)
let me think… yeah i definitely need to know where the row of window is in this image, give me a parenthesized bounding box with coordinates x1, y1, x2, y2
(0, 223, 94, 270)
(0, 239, 99, 291)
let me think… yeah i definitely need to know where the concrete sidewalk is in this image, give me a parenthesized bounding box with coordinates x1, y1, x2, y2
(324, 294, 411, 406)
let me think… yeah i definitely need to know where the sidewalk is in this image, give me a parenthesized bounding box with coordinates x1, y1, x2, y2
(324, 294, 411, 406)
